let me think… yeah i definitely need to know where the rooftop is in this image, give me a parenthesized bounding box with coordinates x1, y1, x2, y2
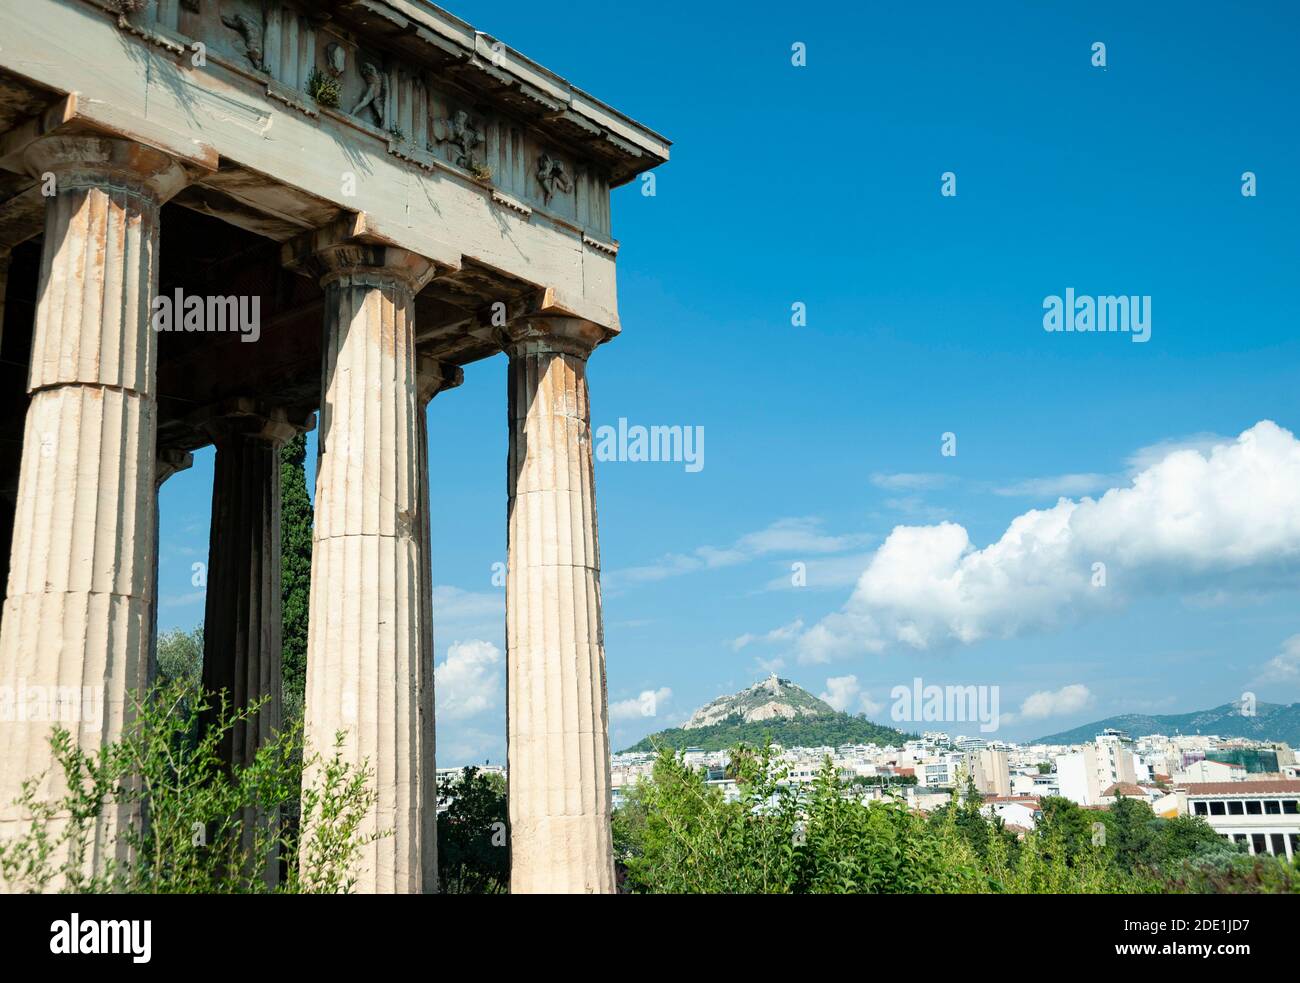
(1179, 780, 1300, 796)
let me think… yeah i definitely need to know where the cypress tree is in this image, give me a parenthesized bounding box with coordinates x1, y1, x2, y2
(280, 430, 313, 720)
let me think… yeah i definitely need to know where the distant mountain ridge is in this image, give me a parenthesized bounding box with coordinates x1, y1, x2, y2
(622, 675, 913, 753)
(1033, 701, 1300, 747)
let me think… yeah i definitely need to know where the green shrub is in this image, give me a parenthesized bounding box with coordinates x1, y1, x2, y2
(0, 679, 382, 893)
(615, 745, 1294, 894)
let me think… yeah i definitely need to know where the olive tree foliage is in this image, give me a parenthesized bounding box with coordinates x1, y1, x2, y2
(0, 679, 383, 894)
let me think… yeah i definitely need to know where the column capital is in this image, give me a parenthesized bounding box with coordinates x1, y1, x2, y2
(416, 356, 463, 403)
(190, 398, 316, 448)
(156, 448, 194, 488)
(500, 316, 614, 359)
(282, 216, 438, 293)
(22, 134, 191, 203)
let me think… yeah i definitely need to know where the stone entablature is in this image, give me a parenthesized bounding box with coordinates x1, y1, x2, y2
(109, 0, 666, 239)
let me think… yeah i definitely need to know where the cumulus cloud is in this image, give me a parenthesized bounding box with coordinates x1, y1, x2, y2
(819, 675, 884, 716)
(435, 639, 502, 720)
(1003, 684, 1093, 725)
(609, 687, 672, 721)
(794, 421, 1300, 662)
(1125, 432, 1230, 471)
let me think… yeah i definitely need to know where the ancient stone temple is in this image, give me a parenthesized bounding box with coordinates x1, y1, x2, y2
(0, 0, 667, 893)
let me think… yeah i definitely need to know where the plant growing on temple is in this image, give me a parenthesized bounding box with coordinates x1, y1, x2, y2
(306, 68, 341, 109)
(0, 679, 381, 894)
(436, 766, 509, 894)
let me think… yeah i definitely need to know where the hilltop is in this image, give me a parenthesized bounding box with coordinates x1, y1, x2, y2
(621, 675, 913, 753)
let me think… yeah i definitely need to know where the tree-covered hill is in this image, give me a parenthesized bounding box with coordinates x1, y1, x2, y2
(622, 711, 912, 753)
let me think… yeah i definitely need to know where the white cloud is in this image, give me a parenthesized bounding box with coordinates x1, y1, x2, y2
(1125, 432, 1230, 471)
(819, 675, 883, 716)
(612, 517, 867, 586)
(1255, 634, 1300, 684)
(871, 472, 952, 491)
(881, 496, 953, 521)
(762, 552, 876, 592)
(820, 675, 860, 711)
(794, 421, 1300, 661)
(432, 585, 503, 621)
(731, 618, 804, 651)
(993, 473, 1114, 498)
(1003, 684, 1093, 725)
(609, 687, 672, 721)
(435, 639, 502, 720)
(160, 590, 205, 609)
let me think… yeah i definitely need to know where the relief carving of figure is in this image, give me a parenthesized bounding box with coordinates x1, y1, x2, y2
(351, 63, 388, 127)
(221, 12, 264, 70)
(536, 152, 573, 203)
(430, 110, 485, 169)
(325, 42, 347, 77)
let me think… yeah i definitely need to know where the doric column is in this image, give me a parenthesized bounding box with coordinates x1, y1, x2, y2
(198, 402, 308, 886)
(200, 403, 306, 764)
(503, 316, 617, 894)
(0, 136, 188, 879)
(414, 358, 461, 894)
(292, 238, 437, 893)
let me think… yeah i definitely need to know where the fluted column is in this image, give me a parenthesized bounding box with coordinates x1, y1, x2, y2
(415, 357, 462, 894)
(200, 404, 307, 886)
(0, 136, 188, 882)
(504, 316, 616, 894)
(201, 406, 304, 761)
(296, 240, 436, 893)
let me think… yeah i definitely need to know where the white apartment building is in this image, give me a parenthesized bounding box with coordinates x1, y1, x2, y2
(912, 751, 971, 788)
(1175, 759, 1244, 784)
(1056, 732, 1140, 806)
(1012, 772, 1059, 797)
(1180, 781, 1300, 861)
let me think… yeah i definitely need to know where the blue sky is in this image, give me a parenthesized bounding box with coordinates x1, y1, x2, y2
(158, 0, 1300, 763)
